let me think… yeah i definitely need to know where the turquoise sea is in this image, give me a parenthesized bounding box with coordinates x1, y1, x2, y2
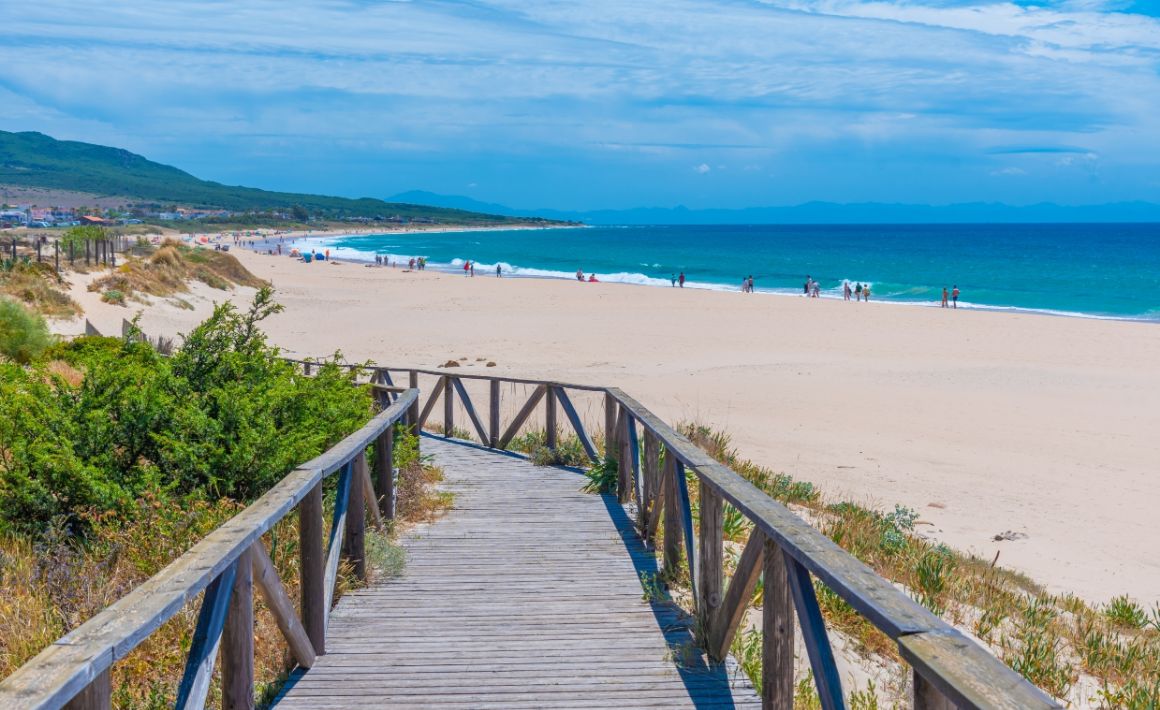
(315, 223, 1160, 321)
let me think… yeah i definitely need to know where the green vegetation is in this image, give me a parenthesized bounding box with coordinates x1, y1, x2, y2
(506, 428, 591, 467)
(89, 240, 266, 305)
(0, 298, 52, 363)
(0, 130, 562, 224)
(0, 290, 451, 706)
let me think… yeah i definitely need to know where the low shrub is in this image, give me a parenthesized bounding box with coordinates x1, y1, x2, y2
(0, 298, 52, 363)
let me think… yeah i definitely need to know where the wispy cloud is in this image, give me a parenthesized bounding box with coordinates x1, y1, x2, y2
(0, 0, 1157, 209)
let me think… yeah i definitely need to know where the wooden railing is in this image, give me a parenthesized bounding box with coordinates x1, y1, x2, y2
(2, 359, 1061, 709)
(0, 387, 417, 710)
(345, 365, 1061, 710)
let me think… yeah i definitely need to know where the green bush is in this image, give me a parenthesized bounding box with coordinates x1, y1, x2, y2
(0, 287, 372, 535)
(0, 298, 52, 363)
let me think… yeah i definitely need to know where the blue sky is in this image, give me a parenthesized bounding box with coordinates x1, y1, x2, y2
(2, 0, 1159, 211)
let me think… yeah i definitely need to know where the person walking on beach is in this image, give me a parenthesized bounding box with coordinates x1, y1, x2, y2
(464, 261, 471, 276)
(496, 264, 502, 277)
(747, 275, 754, 293)
(678, 272, 686, 288)
(855, 282, 863, 301)
(671, 274, 676, 287)
(804, 276, 811, 295)
(812, 280, 821, 298)
(843, 281, 852, 301)
(941, 287, 949, 308)
(470, 261, 475, 277)
(577, 268, 584, 282)
(863, 284, 871, 301)
(952, 285, 960, 309)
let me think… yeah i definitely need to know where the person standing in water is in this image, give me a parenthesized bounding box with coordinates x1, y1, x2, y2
(748, 275, 754, 293)
(843, 281, 852, 301)
(804, 276, 811, 295)
(863, 284, 871, 301)
(952, 285, 960, 308)
(678, 272, 686, 288)
(855, 282, 863, 301)
(941, 287, 949, 308)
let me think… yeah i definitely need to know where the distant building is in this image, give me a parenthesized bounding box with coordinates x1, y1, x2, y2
(80, 215, 113, 226)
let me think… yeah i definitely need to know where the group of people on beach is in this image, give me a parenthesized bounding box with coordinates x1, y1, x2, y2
(839, 281, 871, 301)
(741, 275, 755, 292)
(941, 285, 960, 308)
(575, 269, 599, 283)
(670, 272, 686, 287)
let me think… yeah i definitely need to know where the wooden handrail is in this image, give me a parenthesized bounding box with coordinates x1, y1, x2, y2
(0, 389, 417, 710)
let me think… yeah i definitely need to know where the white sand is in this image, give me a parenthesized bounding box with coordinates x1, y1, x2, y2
(59, 243, 1160, 606)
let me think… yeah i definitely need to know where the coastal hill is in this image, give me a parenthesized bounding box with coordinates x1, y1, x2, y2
(0, 131, 554, 225)
(392, 189, 1160, 225)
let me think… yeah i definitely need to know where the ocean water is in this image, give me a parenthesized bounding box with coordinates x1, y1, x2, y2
(314, 223, 1160, 320)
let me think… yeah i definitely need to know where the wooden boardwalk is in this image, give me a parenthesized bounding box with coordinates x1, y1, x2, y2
(274, 436, 761, 709)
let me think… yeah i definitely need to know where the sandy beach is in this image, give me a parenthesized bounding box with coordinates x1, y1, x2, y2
(62, 243, 1160, 607)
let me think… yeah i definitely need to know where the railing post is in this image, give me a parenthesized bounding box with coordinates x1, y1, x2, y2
(443, 376, 455, 437)
(222, 546, 254, 710)
(303, 361, 312, 376)
(913, 673, 956, 710)
(604, 392, 618, 458)
(299, 481, 326, 654)
(763, 540, 795, 709)
(698, 483, 724, 646)
(63, 670, 110, 710)
(617, 408, 632, 504)
(488, 379, 500, 448)
(642, 430, 660, 539)
(375, 424, 395, 519)
(662, 452, 682, 575)
(545, 386, 558, 450)
(408, 371, 420, 438)
(343, 452, 368, 580)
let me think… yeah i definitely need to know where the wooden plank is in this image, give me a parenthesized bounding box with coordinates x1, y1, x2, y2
(443, 376, 456, 436)
(452, 378, 489, 444)
(61, 670, 109, 710)
(174, 563, 236, 710)
(251, 543, 316, 670)
(641, 430, 661, 539)
(555, 387, 599, 463)
(343, 454, 368, 580)
(299, 482, 326, 656)
(674, 460, 698, 606)
(417, 376, 446, 428)
(604, 393, 618, 459)
(662, 452, 682, 576)
(709, 529, 764, 662)
(784, 558, 844, 710)
(497, 385, 547, 449)
(763, 541, 795, 710)
(408, 371, 420, 437)
(913, 674, 956, 710)
(372, 367, 608, 392)
(359, 450, 383, 530)
(545, 386, 558, 450)
(488, 380, 500, 448)
(374, 426, 395, 519)
(222, 546, 254, 710)
(698, 483, 724, 644)
(627, 419, 642, 521)
(899, 630, 1061, 710)
(616, 408, 631, 504)
(324, 464, 352, 616)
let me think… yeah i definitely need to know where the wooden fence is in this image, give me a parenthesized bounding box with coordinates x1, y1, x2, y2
(0, 359, 1061, 709)
(0, 386, 417, 710)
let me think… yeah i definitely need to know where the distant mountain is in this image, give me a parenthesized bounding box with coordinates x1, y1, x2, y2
(0, 131, 551, 225)
(391, 191, 1160, 225)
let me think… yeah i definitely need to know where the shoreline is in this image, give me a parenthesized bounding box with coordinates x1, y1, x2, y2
(241, 229, 1160, 325)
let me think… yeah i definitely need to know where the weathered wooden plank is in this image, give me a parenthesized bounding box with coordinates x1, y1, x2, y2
(709, 528, 764, 662)
(641, 430, 661, 539)
(914, 674, 957, 710)
(61, 670, 109, 710)
(299, 482, 326, 656)
(371, 367, 608, 392)
(899, 630, 1061, 710)
(662, 452, 682, 576)
(324, 464, 352, 617)
(251, 543, 316, 670)
(785, 558, 844, 710)
(343, 454, 367, 580)
(488, 380, 500, 448)
(698, 483, 724, 644)
(604, 392, 618, 458)
(554, 387, 599, 463)
(451, 378, 489, 444)
(222, 546, 254, 710)
(763, 541, 795, 710)
(175, 563, 236, 710)
(497, 385, 547, 449)
(443, 376, 456, 436)
(373, 425, 394, 519)
(417, 376, 447, 428)
(674, 460, 698, 606)
(407, 371, 420, 437)
(627, 417, 642, 515)
(545, 386, 558, 449)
